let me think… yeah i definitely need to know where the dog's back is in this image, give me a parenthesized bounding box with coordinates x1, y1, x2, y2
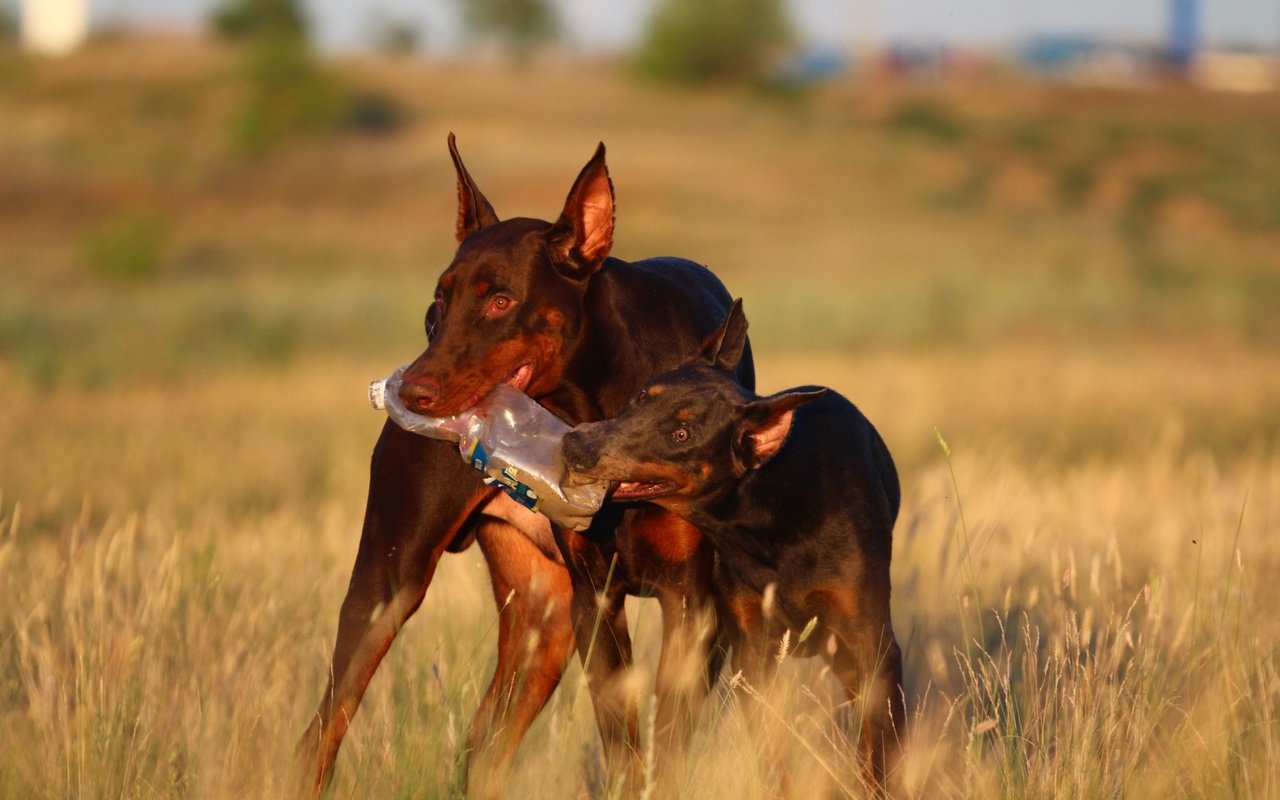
(689, 387, 895, 594)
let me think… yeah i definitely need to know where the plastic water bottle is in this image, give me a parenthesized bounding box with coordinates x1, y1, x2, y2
(369, 366, 607, 531)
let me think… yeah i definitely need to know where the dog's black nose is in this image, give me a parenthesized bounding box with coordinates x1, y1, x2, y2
(561, 429, 599, 471)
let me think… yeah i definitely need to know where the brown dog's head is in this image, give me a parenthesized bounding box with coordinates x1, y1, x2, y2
(561, 300, 824, 514)
(399, 134, 615, 417)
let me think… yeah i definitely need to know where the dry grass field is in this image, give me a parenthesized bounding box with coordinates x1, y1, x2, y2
(1, 37, 1278, 798)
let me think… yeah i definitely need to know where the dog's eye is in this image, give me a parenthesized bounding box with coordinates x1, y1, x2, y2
(425, 295, 445, 340)
(670, 426, 690, 444)
(485, 294, 515, 317)
(636, 388, 648, 402)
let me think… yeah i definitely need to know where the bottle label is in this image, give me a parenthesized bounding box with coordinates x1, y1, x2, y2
(462, 438, 488, 472)
(484, 467, 542, 512)
(497, 467, 542, 511)
(464, 440, 541, 511)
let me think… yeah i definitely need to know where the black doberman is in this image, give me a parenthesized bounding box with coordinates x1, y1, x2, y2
(297, 136, 753, 798)
(562, 300, 905, 795)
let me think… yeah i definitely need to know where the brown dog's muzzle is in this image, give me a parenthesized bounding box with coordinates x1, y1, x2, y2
(398, 372, 443, 415)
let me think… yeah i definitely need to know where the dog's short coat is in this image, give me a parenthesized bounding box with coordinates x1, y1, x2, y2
(563, 300, 906, 793)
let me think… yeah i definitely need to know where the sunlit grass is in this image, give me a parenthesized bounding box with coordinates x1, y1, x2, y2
(2, 430, 1277, 798)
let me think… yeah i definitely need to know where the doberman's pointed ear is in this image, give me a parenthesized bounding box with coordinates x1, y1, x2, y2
(731, 388, 826, 474)
(449, 133, 500, 244)
(548, 142, 615, 282)
(699, 299, 749, 373)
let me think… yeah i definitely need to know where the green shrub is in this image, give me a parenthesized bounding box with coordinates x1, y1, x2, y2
(884, 99, 968, 145)
(456, 0, 558, 63)
(81, 212, 172, 283)
(1055, 160, 1098, 209)
(368, 14, 422, 57)
(633, 0, 792, 85)
(346, 89, 407, 136)
(1122, 176, 1173, 243)
(230, 32, 347, 156)
(208, 0, 308, 42)
(0, 8, 16, 45)
(210, 0, 360, 155)
(215, 0, 406, 154)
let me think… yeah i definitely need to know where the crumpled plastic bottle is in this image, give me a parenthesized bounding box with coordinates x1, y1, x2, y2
(369, 365, 608, 531)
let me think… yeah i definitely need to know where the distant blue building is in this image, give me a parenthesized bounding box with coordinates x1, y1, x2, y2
(1022, 35, 1101, 74)
(1169, 0, 1200, 67)
(777, 45, 850, 85)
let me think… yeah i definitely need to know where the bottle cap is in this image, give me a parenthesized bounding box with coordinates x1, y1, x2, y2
(368, 379, 387, 410)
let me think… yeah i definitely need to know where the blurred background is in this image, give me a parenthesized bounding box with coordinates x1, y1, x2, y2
(2, 0, 1277, 523)
(2, 0, 1280, 486)
(1, 1, 1279, 797)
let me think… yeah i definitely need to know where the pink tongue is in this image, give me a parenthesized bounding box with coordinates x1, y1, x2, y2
(615, 481, 662, 498)
(506, 364, 532, 390)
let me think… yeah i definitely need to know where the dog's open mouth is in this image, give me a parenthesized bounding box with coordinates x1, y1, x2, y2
(461, 363, 535, 409)
(505, 362, 534, 392)
(610, 481, 674, 501)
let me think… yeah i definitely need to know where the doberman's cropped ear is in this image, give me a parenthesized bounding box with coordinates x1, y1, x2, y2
(732, 388, 826, 474)
(449, 133, 500, 244)
(699, 299, 749, 373)
(548, 142, 615, 282)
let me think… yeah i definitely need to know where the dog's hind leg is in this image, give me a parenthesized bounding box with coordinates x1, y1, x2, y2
(828, 619, 905, 799)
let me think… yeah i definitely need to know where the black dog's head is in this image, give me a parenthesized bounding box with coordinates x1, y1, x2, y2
(399, 134, 616, 417)
(562, 300, 824, 513)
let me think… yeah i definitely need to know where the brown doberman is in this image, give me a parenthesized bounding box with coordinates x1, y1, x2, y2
(296, 136, 753, 798)
(562, 301, 905, 795)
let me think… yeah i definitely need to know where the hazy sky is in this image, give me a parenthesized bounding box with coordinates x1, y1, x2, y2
(51, 0, 1280, 52)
